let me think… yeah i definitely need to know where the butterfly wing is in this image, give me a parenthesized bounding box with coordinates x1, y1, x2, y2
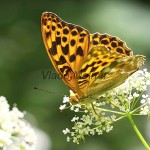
(76, 32, 133, 97)
(77, 46, 145, 99)
(75, 33, 137, 97)
(89, 33, 133, 56)
(41, 12, 90, 92)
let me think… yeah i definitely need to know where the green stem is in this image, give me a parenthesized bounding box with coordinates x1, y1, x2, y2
(127, 114, 150, 150)
(97, 108, 124, 115)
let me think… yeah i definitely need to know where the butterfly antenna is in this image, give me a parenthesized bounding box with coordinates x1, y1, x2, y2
(33, 86, 66, 96)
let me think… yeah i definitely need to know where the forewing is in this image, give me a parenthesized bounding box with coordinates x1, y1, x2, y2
(41, 12, 90, 92)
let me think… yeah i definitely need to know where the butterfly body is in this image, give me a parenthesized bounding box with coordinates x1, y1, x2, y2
(41, 12, 145, 104)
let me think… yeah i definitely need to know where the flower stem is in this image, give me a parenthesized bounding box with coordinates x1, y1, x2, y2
(97, 108, 124, 115)
(127, 114, 150, 150)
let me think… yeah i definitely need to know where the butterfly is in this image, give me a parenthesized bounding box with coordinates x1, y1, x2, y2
(41, 12, 145, 104)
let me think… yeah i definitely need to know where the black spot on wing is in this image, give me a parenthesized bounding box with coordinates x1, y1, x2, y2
(91, 66, 98, 72)
(42, 18, 46, 26)
(80, 33, 87, 37)
(60, 55, 66, 64)
(68, 24, 74, 30)
(92, 34, 98, 39)
(46, 32, 51, 38)
(56, 37, 61, 45)
(62, 37, 67, 43)
(60, 66, 69, 74)
(100, 34, 107, 41)
(62, 44, 69, 55)
(80, 62, 96, 73)
(55, 55, 66, 65)
(49, 42, 57, 55)
(70, 54, 76, 62)
(77, 26, 83, 33)
(101, 62, 108, 66)
(57, 23, 62, 28)
(93, 40, 98, 45)
(110, 37, 117, 42)
(91, 72, 99, 77)
(97, 60, 102, 64)
(82, 74, 89, 79)
(118, 41, 123, 47)
(52, 19, 56, 23)
(63, 28, 69, 35)
(111, 41, 117, 47)
(61, 21, 66, 27)
(57, 31, 60, 35)
(125, 50, 131, 56)
(70, 39, 76, 46)
(101, 40, 109, 45)
(71, 30, 78, 36)
(79, 38, 84, 43)
(47, 25, 50, 29)
(76, 46, 83, 56)
(52, 26, 56, 31)
(116, 47, 123, 54)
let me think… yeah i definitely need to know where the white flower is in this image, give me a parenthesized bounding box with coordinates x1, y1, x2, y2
(128, 95, 133, 101)
(0, 96, 9, 112)
(61, 69, 150, 144)
(141, 99, 146, 104)
(59, 104, 66, 110)
(0, 96, 36, 150)
(63, 95, 69, 103)
(0, 130, 12, 147)
(62, 128, 70, 134)
(140, 106, 149, 115)
(66, 136, 70, 142)
(74, 107, 79, 112)
(84, 110, 88, 113)
(133, 92, 139, 98)
(142, 94, 149, 99)
(71, 116, 79, 122)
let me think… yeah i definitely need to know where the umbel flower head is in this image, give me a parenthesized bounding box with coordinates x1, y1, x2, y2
(0, 96, 36, 150)
(60, 69, 150, 144)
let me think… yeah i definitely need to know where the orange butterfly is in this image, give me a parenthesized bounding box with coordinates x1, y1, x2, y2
(41, 12, 145, 104)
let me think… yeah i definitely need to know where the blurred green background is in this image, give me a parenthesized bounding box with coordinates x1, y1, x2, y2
(0, 0, 150, 150)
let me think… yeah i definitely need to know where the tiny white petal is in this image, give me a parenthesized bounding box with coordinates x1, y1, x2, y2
(141, 99, 146, 104)
(140, 106, 149, 115)
(133, 92, 139, 97)
(63, 95, 70, 103)
(59, 104, 66, 110)
(71, 116, 79, 122)
(62, 128, 70, 134)
(67, 136, 70, 142)
(74, 108, 79, 112)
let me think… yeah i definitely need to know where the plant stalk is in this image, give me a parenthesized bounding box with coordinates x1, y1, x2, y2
(127, 114, 150, 150)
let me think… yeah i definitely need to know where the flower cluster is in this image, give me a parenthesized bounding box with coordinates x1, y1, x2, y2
(0, 96, 36, 150)
(60, 69, 150, 144)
